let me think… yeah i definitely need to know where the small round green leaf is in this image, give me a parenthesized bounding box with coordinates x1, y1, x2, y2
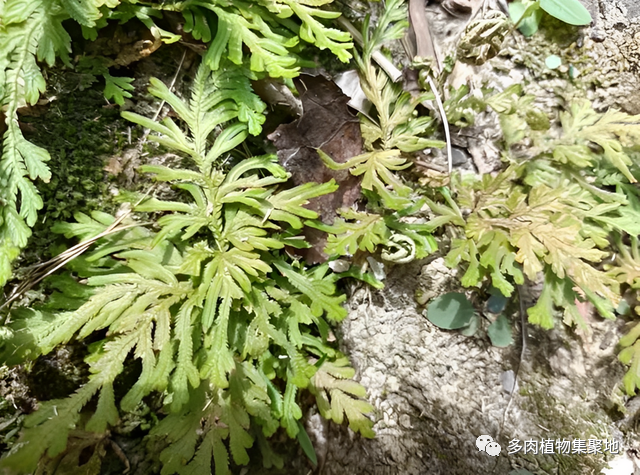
(540, 0, 592, 26)
(616, 299, 631, 316)
(487, 314, 514, 347)
(508, 1, 527, 23)
(545, 54, 562, 70)
(426, 292, 475, 330)
(487, 292, 509, 314)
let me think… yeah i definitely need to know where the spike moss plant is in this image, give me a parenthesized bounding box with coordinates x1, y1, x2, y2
(0, 0, 353, 288)
(0, 61, 376, 473)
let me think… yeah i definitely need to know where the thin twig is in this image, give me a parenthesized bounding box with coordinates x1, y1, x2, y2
(0, 189, 156, 316)
(425, 76, 452, 174)
(0, 217, 143, 316)
(408, 0, 441, 73)
(109, 438, 131, 473)
(152, 48, 187, 122)
(401, 0, 453, 173)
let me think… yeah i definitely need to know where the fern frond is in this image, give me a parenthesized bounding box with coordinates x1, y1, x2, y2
(151, 384, 213, 475)
(283, 0, 353, 62)
(318, 149, 413, 210)
(0, 1, 56, 284)
(281, 380, 303, 437)
(103, 73, 134, 105)
(310, 358, 374, 438)
(0, 0, 96, 284)
(607, 236, 640, 288)
(171, 300, 201, 411)
(322, 208, 390, 256)
(1, 326, 147, 470)
(274, 260, 347, 321)
(0, 383, 99, 472)
(619, 340, 640, 395)
(205, 4, 300, 77)
(431, 161, 625, 328)
(59, 0, 106, 27)
(557, 99, 640, 183)
(195, 0, 352, 78)
(267, 180, 339, 228)
(200, 292, 240, 388)
(123, 63, 266, 174)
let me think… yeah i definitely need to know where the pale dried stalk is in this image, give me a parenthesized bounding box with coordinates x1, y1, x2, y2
(336, 16, 404, 83)
(0, 211, 149, 315)
(406, 0, 452, 173)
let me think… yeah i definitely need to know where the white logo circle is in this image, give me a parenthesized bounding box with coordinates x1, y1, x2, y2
(485, 441, 502, 456)
(476, 435, 493, 451)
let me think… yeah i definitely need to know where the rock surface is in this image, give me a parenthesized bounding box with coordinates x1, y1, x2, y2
(314, 258, 627, 474)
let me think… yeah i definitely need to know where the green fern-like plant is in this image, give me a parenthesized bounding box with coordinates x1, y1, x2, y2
(609, 235, 640, 394)
(425, 84, 640, 392)
(313, 0, 443, 272)
(429, 164, 626, 329)
(0, 62, 373, 474)
(0, 0, 353, 287)
(1, 0, 59, 285)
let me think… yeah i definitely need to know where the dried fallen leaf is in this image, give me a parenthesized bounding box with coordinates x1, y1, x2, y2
(268, 74, 362, 263)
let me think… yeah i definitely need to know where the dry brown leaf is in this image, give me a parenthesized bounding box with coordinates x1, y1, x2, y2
(268, 74, 362, 263)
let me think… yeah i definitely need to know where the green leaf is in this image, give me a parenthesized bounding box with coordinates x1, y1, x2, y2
(182, 6, 214, 43)
(334, 264, 385, 289)
(545, 54, 562, 70)
(296, 421, 318, 466)
(508, 0, 529, 24)
(285, 0, 353, 62)
(204, 5, 300, 77)
(309, 358, 375, 438)
(59, 0, 103, 27)
(0, 394, 85, 472)
(527, 279, 555, 329)
(539, 0, 592, 26)
(85, 384, 119, 432)
(487, 314, 514, 347)
(274, 260, 347, 322)
(39, 8, 73, 66)
(620, 342, 640, 395)
(487, 290, 509, 314)
(620, 322, 640, 348)
(426, 293, 475, 330)
(509, 1, 542, 37)
(318, 149, 412, 210)
(268, 180, 339, 228)
(282, 381, 302, 437)
(322, 209, 390, 257)
(103, 74, 134, 106)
